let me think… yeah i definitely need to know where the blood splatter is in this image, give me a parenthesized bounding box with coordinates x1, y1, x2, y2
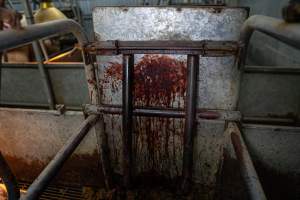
(103, 55, 187, 178)
(104, 55, 187, 107)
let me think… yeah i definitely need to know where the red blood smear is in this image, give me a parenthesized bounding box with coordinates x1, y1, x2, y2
(104, 55, 187, 177)
(104, 55, 187, 107)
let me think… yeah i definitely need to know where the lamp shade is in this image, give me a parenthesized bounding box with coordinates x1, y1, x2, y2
(34, 0, 67, 23)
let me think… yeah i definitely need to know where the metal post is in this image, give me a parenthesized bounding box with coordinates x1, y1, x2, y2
(22, 0, 55, 109)
(21, 114, 99, 200)
(182, 55, 199, 192)
(229, 122, 267, 200)
(122, 54, 134, 187)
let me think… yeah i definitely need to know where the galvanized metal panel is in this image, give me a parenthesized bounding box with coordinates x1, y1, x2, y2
(0, 65, 89, 107)
(0, 68, 47, 104)
(243, 124, 300, 175)
(93, 6, 247, 109)
(239, 71, 300, 119)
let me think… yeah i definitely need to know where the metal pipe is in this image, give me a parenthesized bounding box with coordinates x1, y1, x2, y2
(122, 54, 134, 187)
(0, 152, 20, 200)
(240, 15, 300, 66)
(182, 55, 199, 192)
(21, 114, 99, 200)
(229, 122, 267, 200)
(0, 62, 84, 69)
(22, 0, 55, 109)
(0, 19, 88, 52)
(84, 104, 241, 121)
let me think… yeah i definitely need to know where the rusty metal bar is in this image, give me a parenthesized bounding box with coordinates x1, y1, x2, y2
(239, 15, 300, 67)
(228, 122, 267, 200)
(83, 104, 242, 121)
(0, 152, 20, 200)
(182, 55, 199, 191)
(22, 0, 55, 109)
(85, 40, 240, 56)
(122, 54, 134, 187)
(21, 114, 99, 200)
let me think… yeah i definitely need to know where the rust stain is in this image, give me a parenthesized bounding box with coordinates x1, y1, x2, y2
(103, 55, 187, 178)
(3, 151, 105, 187)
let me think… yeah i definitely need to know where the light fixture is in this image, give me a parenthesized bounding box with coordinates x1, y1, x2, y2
(34, 0, 67, 23)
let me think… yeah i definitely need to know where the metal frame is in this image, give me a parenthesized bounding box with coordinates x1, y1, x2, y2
(0, 19, 107, 199)
(88, 39, 240, 190)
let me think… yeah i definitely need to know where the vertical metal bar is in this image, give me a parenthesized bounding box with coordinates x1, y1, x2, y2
(22, 0, 55, 109)
(74, 0, 82, 25)
(122, 54, 134, 187)
(82, 52, 114, 189)
(182, 54, 199, 192)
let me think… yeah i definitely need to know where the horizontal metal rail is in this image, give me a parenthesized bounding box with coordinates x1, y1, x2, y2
(85, 40, 240, 56)
(83, 104, 241, 121)
(228, 122, 267, 200)
(0, 63, 84, 69)
(21, 114, 99, 200)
